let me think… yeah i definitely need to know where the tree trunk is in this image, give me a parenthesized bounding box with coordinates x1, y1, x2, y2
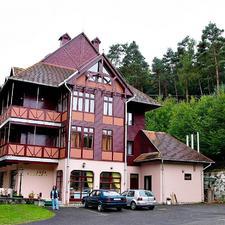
(174, 79, 178, 100)
(185, 79, 189, 101)
(213, 47, 220, 94)
(158, 73, 161, 96)
(198, 79, 203, 96)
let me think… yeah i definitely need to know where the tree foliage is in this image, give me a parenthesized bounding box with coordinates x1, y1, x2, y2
(107, 41, 151, 92)
(107, 22, 225, 99)
(146, 90, 225, 160)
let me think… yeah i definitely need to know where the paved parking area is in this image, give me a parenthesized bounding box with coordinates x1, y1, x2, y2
(27, 204, 225, 225)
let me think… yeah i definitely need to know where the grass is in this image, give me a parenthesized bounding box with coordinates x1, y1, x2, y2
(0, 204, 54, 225)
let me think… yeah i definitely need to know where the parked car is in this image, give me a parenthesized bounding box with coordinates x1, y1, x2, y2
(82, 189, 127, 212)
(122, 189, 156, 210)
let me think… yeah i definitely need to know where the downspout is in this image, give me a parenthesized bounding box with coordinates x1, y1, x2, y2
(64, 82, 73, 205)
(124, 95, 136, 190)
(161, 158, 164, 204)
(201, 163, 212, 202)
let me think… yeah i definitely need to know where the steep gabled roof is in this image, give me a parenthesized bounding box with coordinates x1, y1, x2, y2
(9, 62, 76, 87)
(5, 32, 160, 107)
(42, 32, 99, 69)
(134, 130, 214, 164)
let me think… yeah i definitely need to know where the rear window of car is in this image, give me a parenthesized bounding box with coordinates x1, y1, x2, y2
(102, 191, 120, 196)
(139, 191, 153, 197)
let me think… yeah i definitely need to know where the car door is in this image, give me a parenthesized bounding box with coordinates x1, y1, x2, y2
(88, 190, 97, 206)
(122, 191, 128, 206)
(126, 191, 135, 206)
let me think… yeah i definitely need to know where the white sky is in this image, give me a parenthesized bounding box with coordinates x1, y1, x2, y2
(0, 0, 225, 84)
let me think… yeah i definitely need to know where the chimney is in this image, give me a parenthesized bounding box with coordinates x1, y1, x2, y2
(58, 33, 71, 47)
(91, 37, 101, 52)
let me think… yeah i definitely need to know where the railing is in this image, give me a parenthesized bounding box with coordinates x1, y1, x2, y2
(0, 143, 62, 160)
(0, 106, 62, 125)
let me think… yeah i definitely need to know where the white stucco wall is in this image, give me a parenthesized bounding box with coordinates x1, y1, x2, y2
(163, 163, 203, 203)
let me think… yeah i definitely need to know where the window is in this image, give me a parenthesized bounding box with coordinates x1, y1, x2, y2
(71, 126, 82, 148)
(127, 112, 134, 125)
(87, 62, 112, 85)
(73, 91, 95, 113)
(100, 172, 121, 192)
(0, 172, 4, 188)
(84, 93, 95, 113)
(127, 191, 135, 197)
(83, 128, 94, 149)
(73, 91, 83, 111)
(71, 127, 94, 149)
(184, 173, 192, 180)
(60, 127, 66, 148)
(103, 96, 113, 116)
(102, 130, 112, 151)
(127, 141, 134, 155)
(70, 170, 94, 200)
(62, 94, 68, 112)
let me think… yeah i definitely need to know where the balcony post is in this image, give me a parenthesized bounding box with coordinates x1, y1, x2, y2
(33, 126, 36, 145)
(36, 86, 39, 109)
(7, 122, 11, 143)
(10, 82, 14, 106)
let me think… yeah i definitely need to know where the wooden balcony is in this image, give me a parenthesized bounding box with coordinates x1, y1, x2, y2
(0, 143, 65, 160)
(0, 106, 62, 125)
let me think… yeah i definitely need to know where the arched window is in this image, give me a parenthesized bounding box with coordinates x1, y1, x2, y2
(70, 170, 94, 201)
(100, 172, 121, 193)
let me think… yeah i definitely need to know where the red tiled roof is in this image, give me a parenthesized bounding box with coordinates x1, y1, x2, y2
(9, 62, 76, 87)
(134, 130, 214, 164)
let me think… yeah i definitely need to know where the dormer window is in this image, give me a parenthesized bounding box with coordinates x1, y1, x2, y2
(87, 60, 112, 85)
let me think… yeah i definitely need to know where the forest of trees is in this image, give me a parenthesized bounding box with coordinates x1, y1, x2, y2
(107, 22, 225, 161)
(107, 22, 225, 100)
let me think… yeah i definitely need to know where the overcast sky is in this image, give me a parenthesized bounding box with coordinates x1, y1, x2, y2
(1, 0, 225, 84)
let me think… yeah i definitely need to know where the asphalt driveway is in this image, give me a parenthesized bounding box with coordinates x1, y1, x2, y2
(27, 204, 225, 225)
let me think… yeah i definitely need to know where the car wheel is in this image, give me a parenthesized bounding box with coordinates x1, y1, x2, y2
(117, 207, 122, 211)
(148, 206, 155, 210)
(97, 204, 103, 212)
(130, 201, 137, 210)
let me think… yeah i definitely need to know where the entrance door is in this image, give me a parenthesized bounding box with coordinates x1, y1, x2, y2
(144, 176, 152, 191)
(130, 174, 139, 189)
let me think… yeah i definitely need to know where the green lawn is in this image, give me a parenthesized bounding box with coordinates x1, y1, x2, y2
(0, 204, 54, 225)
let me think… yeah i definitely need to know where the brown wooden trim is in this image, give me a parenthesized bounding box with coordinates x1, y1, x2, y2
(0, 143, 60, 159)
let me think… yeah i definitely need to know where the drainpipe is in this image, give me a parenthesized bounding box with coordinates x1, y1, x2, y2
(161, 158, 164, 204)
(124, 95, 136, 190)
(201, 163, 212, 202)
(64, 82, 73, 205)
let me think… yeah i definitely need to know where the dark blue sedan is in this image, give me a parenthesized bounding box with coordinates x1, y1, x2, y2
(82, 189, 126, 212)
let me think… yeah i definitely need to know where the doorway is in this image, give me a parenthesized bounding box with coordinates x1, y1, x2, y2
(144, 176, 152, 191)
(130, 174, 139, 189)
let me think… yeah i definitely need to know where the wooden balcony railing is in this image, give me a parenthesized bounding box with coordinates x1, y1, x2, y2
(0, 106, 62, 125)
(0, 143, 64, 160)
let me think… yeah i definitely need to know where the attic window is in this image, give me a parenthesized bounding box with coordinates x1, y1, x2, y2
(87, 61, 112, 85)
(89, 63, 99, 72)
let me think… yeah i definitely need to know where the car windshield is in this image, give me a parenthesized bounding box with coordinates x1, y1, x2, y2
(102, 191, 120, 196)
(139, 190, 153, 197)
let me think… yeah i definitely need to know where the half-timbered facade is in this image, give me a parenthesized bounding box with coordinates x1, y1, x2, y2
(0, 33, 213, 204)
